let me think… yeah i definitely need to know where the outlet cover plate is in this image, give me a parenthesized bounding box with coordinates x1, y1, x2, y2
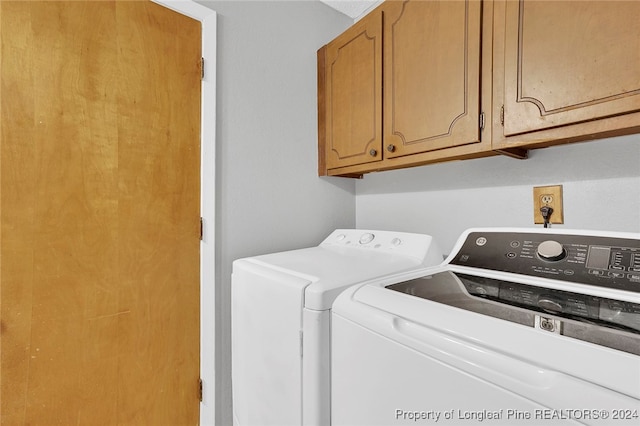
(533, 185, 564, 224)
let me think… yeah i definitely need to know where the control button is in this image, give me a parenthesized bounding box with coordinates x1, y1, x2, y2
(610, 265, 625, 271)
(589, 269, 604, 276)
(506, 252, 517, 259)
(475, 237, 487, 246)
(391, 238, 402, 246)
(628, 273, 640, 282)
(359, 233, 375, 245)
(609, 271, 625, 278)
(510, 241, 521, 248)
(537, 240, 566, 261)
(336, 234, 346, 241)
(563, 270, 575, 276)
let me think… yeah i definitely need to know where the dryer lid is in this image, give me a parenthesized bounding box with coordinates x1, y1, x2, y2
(249, 245, 427, 310)
(242, 229, 443, 310)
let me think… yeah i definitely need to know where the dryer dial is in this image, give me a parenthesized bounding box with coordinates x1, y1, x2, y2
(359, 233, 375, 245)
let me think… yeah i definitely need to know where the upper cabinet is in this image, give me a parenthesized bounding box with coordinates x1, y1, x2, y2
(383, 0, 482, 158)
(493, 0, 640, 148)
(319, 0, 640, 177)
(318, 0, 495, 177)
(320, 10, 383, 171)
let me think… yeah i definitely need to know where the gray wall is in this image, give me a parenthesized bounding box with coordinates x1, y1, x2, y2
(195, 1, 640, 423)
(356, 134, 640, 254)
(196, 1, 354, 423)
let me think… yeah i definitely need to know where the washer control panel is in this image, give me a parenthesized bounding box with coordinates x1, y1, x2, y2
(451, 231, 640, 293)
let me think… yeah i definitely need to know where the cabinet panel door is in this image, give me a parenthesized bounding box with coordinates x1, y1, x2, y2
(325, 10, 382, 170)
(384, 0, 482, 158)
(503, 1, 640, 136)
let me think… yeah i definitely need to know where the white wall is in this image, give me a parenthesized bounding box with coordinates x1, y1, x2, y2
(357, 134, 640, 254)
(195, 1, 354, 424)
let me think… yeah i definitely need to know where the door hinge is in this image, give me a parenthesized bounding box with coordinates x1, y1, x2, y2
(479, 112, 485, 130)
(201, 57, 205, 80)
(199, 217, 204, 241)
(500, 105, 505, 126)
(198, 378, 203, 402)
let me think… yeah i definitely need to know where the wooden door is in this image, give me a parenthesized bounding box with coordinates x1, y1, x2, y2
(323, 9, 382, 170)
(383, 0, 482, 158)
(503, 0, 640, 136)
(0, 2, 201, 425)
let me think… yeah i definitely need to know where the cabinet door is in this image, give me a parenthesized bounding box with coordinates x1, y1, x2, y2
(384, 0, 482, 158)
(503, 1, 640, 136)
(324, 10, 382, 170)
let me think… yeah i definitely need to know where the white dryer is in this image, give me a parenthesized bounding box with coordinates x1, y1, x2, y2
(332, 228, 640, 425)
(231, 229, 442, 426)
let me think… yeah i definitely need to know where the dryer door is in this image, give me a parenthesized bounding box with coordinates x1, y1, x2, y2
(232, 259, 309, 425)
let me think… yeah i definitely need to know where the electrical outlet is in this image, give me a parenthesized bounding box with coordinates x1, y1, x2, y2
(533, 185, 564, 224)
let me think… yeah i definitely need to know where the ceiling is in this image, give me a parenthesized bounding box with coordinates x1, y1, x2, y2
(320, 0, 382, 20)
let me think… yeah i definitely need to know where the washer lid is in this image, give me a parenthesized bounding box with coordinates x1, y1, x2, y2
(386, 271, 640, 355)
(333, 269, 640, 400)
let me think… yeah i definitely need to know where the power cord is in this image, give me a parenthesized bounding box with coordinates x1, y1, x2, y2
(540, 206, 554, 228)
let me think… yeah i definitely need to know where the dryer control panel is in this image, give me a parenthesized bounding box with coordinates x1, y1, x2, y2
(320, 229, 441, 263)
(450, 231, 640, 293)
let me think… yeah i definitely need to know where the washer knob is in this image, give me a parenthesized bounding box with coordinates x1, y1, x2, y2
(537, 240, 566, 261)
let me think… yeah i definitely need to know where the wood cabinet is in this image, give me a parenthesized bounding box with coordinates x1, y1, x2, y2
(493, 0, 640, 149)
(319, 9, 383, 172)
(318, 0, 496, 177)
(383, 0, 482, 158)
(319, 0, 640, 177)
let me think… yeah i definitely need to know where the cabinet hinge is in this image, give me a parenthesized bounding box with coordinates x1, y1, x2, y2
(201, 57, 205, 80)
(199, 217, 204, 241)
(198, 378, 203, 402)
(500, 105, 505, 126)
(479, 112, 485, 130)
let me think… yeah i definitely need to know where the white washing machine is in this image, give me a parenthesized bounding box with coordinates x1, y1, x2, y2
(332, 228, 640, 425)
(231, 229, 443, 426)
